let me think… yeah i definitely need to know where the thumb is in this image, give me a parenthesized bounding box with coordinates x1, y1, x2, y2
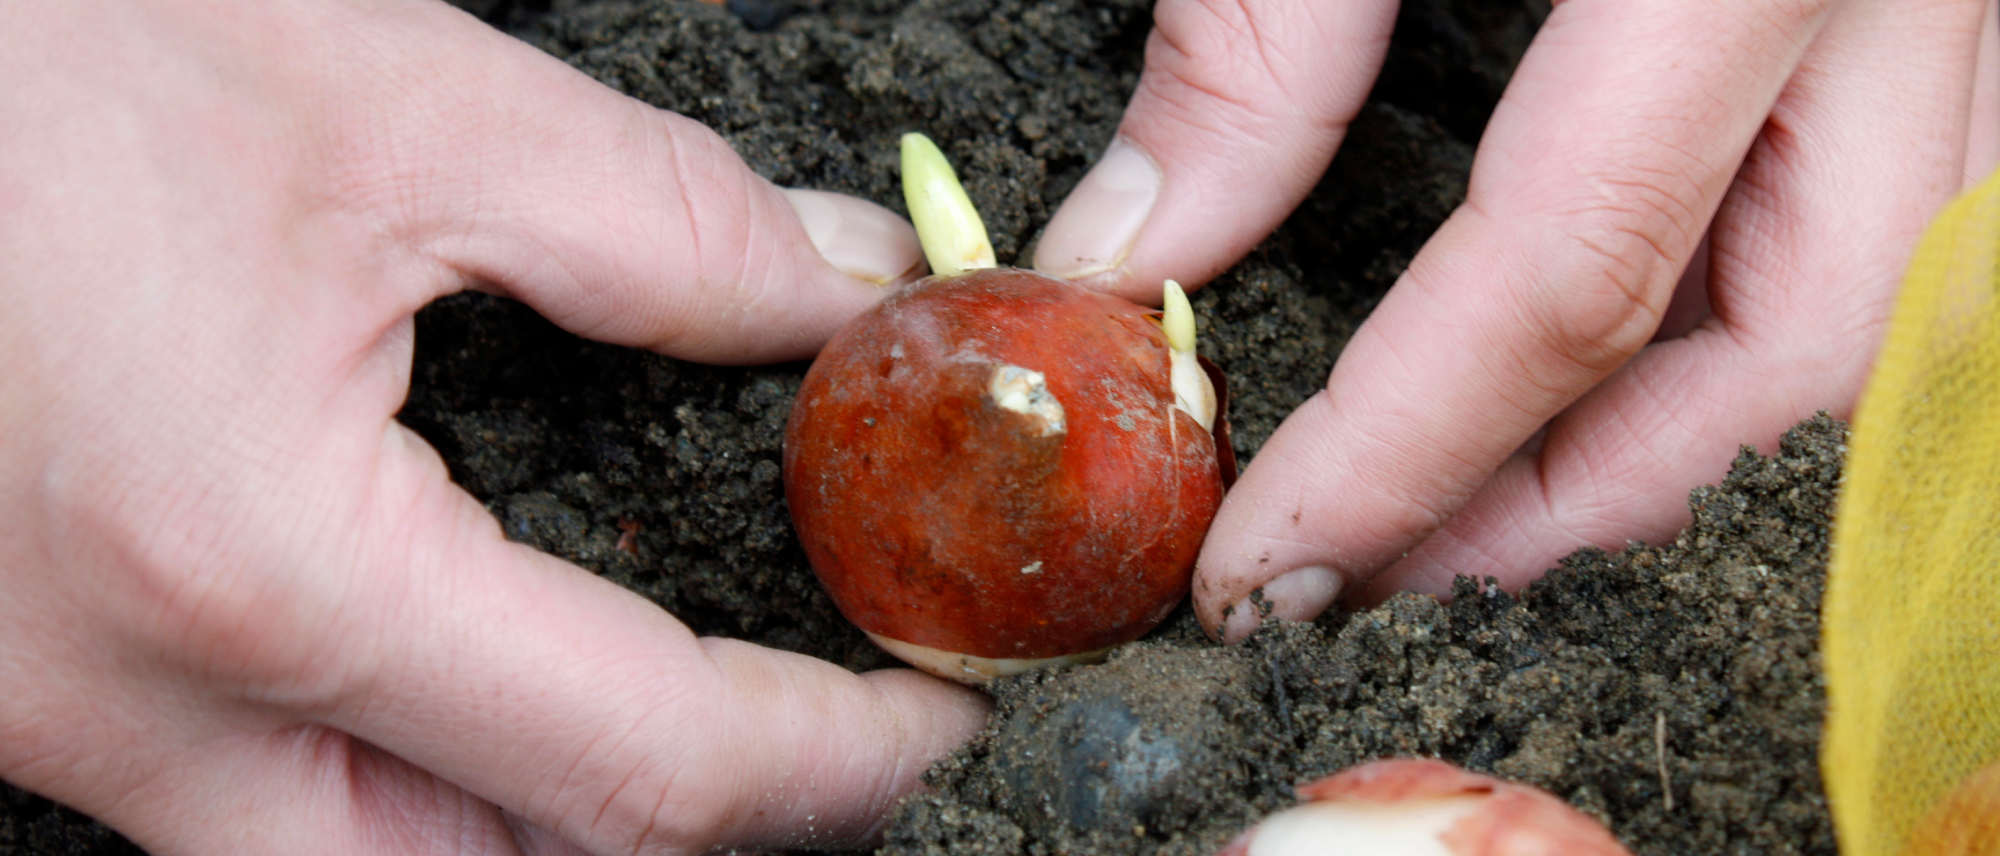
(329, 1, 921, 363)
(304, 426, 990, 854)
(1030, 0, 1396, 302)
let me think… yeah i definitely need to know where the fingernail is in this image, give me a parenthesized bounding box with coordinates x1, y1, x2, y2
(1220, 566, 1343, 643)
(1032, 138, 1160, 280)
(782, 188, 924, 286)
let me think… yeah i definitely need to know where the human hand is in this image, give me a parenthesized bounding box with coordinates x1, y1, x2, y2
(1031, 0, 2000, 639)
(0, 1, 986, 853)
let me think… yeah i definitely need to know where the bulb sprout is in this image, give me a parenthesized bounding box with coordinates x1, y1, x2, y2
(1162, 279, 1196, 354)
(900, 132, 996, 277)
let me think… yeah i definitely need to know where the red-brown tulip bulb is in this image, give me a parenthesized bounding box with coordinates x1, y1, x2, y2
(781, 134, 1229, 682)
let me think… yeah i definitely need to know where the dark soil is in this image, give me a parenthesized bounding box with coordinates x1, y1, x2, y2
(2, 1, 1839, 853)
(880, 416, 1840, 856)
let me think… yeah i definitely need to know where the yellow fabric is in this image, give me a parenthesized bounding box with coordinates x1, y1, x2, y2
(1825, 166, 2000, 856)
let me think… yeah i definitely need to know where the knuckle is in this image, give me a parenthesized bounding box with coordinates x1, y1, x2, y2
(123, 524, 322, 691)
(1751, 0, 1837, 33)
(596, 763, 716, 856)
(1525, 182, 1691, 374)
(544, 700, 727, 855)
(1531, 231, 1670, 375)
(630, 109, 776, 352)
(1152, 0, 1261, 70)
(1145, 0, 1315, 131)
(27, 410, 348, 696)
(46, 458, 348, 698)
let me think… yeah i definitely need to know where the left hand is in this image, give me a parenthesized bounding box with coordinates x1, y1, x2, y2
(0, 2, 983, 853)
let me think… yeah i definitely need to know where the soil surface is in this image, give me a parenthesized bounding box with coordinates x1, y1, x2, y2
(3, 1, 1841, 854)
(879, 416, 1841, 856)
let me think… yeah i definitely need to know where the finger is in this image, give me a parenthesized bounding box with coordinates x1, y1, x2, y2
(1357, 0, 1993, 599)
(1030, 0, 1397, 302)
(1192, 0, 1836, 641)
(1969, 0, 1998, 187)
(285, 427, 990, 855)
(316, 1, 921, 363)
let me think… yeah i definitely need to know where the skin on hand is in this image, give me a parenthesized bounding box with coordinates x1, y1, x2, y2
(0, 1, 984, 853)
(1029, 0, 2000, 640)
(1030, 0, 1397, 302)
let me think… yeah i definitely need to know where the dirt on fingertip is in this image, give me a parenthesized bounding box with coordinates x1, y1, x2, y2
(5, 2, 1842, 855)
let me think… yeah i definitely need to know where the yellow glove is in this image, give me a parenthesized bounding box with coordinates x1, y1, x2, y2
(1824, 166, 2000, 856)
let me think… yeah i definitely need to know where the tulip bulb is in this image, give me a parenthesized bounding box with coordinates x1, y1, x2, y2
(781, 134, 1231, 682)
(1217, 759, 1634, 856)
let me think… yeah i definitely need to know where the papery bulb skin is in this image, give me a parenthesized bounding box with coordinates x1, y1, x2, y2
(1217, 759, 1635, 856)
(783, 268, 1226, 683)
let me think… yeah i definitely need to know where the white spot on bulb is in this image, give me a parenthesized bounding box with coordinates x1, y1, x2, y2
(988, 364, 1066, 436)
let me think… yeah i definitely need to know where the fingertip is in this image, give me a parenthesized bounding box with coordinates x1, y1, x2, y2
(1032, 1, 1395, 303)
(847, 667, 993, 831)
(685, 643, 991, 849)
(804, 669, 990, 848)
(859, 667, 993, 748)
(782, 188, 926, 288)
(1031, 137, 1162, 294)
(1213, 565, 1345, 643)
(1192, 399, 1351, 640)
(619, 176, 909, 364)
